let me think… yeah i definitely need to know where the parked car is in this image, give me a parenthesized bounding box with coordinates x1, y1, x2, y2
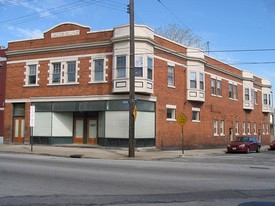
(227, 136, 261, 153)
(270, 141, 275, 150)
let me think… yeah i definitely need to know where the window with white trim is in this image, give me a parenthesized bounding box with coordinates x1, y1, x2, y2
(211, 79, 216, 95)
(247, 122, 251, 134)
(52, 63, 61, 83)
(263, 123, 265, 134)
(235, 121, 239, 135)
(254, 122, 257, 135)
(242, 121, 246, 135)
(168, 65, 175, 87)
(147, 57, 153, 80)
(67, 61, 76, 83)
(214, 120, 218, 136)
(199, 73, 204, 90)
(166, 105, 176, 121)
(229, 83, 238, 100)
(116, 55, 126, 78)
(26, 64, 38, 85)
(220, 120, 225, 135)
(94, 59, 105, 82)
(190, 72, 197, 89)
(266, 123, 269, 134)
(135, 55, 143, 77)
(49, 60, 78, 85)
(192, 108, 200, 122)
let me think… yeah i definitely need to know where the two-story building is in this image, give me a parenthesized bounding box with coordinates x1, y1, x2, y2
(0, 47, 6, 143)
(4, 22, 273, 149)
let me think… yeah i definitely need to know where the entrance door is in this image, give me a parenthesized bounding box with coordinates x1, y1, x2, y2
(87, 119, 97, 144)
(74, 118, 84, 144)
(14, 117, 25, 143)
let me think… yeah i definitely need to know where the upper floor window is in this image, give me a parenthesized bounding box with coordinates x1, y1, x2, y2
(211, 79, 216, 95)
(168, 65, 175, 87)
(94, 59, 104, 81)
(147, 57, 153, 80)
(117, 56, 126, 78)
(135, 56, 143, 77)
(49, 60, 78, 85)
(52, 63, 61, 83)
(244, 88, 250, 100)
(263, 94, 268, 105)
(229, 83, 238, 100)
(211, 78, 222, 96)
(199, 73, 204, 90)
(67, 61, 76, 83)
(190, 72, 197, 89)
(28, 64, 37, 85)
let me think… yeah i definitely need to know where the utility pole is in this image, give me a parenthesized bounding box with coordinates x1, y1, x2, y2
(128, 0, 135, 157)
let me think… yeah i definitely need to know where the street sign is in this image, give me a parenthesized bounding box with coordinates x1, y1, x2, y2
(176, 113, 187, 127)
(30, 106, 35, 127)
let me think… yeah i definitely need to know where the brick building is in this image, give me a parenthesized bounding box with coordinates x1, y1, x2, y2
(4, 22, 273, 149)
(0, 47, 6, 142)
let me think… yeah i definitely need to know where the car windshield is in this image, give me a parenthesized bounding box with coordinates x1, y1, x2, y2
(236, 137, 249, 142)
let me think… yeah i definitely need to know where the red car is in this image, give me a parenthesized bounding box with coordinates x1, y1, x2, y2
(270, 141, 275, 150)
(227, 136, 261, 153)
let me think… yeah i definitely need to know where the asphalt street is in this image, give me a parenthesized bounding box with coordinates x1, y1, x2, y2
(0, 150, 275, 206)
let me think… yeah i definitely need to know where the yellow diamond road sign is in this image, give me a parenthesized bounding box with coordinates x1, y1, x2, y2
(177, 113, 188, 127)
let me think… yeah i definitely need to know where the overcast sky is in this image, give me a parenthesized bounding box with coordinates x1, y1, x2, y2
(1, 0, 275, 93)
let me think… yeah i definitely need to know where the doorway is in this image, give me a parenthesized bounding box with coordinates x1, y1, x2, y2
(73, 117, 98, 144)
(14, 117, 25, 143)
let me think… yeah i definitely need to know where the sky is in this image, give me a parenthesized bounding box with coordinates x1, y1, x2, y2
(0, 0, 275, 96)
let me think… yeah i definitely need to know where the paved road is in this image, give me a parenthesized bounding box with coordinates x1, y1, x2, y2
(0, 152, 275, 206)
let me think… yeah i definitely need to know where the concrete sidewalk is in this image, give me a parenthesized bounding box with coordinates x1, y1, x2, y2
(0, 143, 229, 160)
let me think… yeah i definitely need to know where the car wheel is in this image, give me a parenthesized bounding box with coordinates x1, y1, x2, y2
(256, 146, 260, 153)
(246, 147, 250, 154)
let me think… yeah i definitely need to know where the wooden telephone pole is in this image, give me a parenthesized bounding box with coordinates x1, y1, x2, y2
(128, 0, 135, 157)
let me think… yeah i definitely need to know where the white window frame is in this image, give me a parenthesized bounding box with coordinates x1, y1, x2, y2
(192, 107, 200, 122)
(66, 61, 77, 83)
(25, 62, 39, 86)
(266, 123, 269, 134)
(247, 122, 251, 135)
(242, 121, 246, 135)
(263, 123, 266, 134)
(220, 120, 225, 136)
(90, 57, 107, 83)
(214, 120, 218, 136)
(168, 65, 175, 87)
(166, 105, 176, 121)
(254, 122, 257, 135)
(48, 58, 79, 85)
(116, 55, 127, 78)
(147, 57, 153, 80)
(235, 121, 239, 135)
(135, 55, 143, 77)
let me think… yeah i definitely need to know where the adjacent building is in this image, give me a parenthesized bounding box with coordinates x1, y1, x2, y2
(0, 47, 6, 142)
(4, 22, 273, 149)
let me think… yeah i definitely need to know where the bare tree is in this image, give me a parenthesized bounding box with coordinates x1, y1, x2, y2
(155, 24, 208, 51)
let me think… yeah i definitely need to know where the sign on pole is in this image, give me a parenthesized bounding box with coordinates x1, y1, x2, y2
(176, 113, 188, 154)
(30, 105, 35, 152)
(176, 113, 187, 127)
(30, 106, 35, 127)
